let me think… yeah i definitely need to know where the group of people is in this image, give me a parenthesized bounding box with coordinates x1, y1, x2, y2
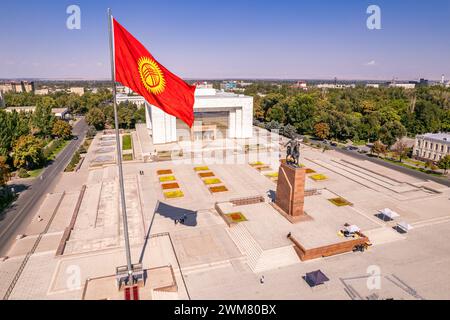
(175, 214, 188, 225)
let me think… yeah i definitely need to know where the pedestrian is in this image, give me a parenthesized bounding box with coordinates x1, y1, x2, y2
(287, 232, 292, 238)
(260, 276, 265, 284)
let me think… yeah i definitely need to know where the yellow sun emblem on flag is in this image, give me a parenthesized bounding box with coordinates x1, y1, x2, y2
(138, 57, 166, 95)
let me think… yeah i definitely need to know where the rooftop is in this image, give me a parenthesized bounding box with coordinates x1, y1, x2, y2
(419, 132, 450, 142)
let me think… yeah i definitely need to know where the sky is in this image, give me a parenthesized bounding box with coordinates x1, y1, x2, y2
(0, 0, 449, 80)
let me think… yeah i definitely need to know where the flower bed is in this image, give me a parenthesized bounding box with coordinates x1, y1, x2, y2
(309, 174, 328, 181)
(198, 172, 215, 178)
(161, 183, 180, 190)
(265, 172, 279, 178)
(328, 197, 352, 207)
(225, 212, 247, 223)
(203, 178, 222, 185)
(249, 161, 265, 167)
(159, 175, 176, 182)
(194, 166, 210, 172)
(305, 168, 316, 174)
(164, 190, 184, 199)
(209, 186, 228, 193)
(157, 169, 173, 175)
(256, 166, 272, 172)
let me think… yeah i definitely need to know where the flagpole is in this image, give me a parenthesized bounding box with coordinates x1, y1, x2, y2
(107, 8, 134, 284)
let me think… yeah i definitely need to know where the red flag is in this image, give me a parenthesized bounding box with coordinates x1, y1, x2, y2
(113, 18, 195, 127)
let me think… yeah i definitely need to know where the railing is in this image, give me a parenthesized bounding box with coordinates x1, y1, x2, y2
(3, 192, 66, 300)
(148, 232, 191, 300)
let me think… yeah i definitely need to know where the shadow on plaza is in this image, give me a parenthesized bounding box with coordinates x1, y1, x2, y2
(138, 201, 197, 263)
(155, 202, 198, 227)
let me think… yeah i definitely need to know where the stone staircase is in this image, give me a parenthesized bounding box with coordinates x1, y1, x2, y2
(226, 224, 263, 272)
(256, 246, 300, 271)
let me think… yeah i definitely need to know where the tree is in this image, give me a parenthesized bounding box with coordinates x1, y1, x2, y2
(86, 126, 98, 139)
(371, 140, 387, 157)
(266, 105, 286, 124)
(392, 140, 409, 162)
(117, 102, 137, 129)
(0, 110, 12, 157)
(438, 155, 450, 174)
(86, 107, 106, 130)
(261, 93, 284, 119)
(32, 104, 55, 137)
(265, 120, 282, 131)
(0, 156, 10, 186)
(379, 120, 406, 147)
(281, 124, 297, 139)
(52, 120, 72, 140)
(314, 122, 330, 140)
(134, 107, 146, 124)
(286, 94, 316, 134)
(12, 135, 44, 169)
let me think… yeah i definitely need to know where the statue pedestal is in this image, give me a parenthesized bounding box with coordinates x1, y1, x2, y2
(271, 161, 311, 224)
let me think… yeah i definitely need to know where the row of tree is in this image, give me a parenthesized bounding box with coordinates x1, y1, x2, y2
(85, 101, 145, 130)
(251, 85, 450, 148)
(4, 89, 113, 115)
(0, 107, 72, 171)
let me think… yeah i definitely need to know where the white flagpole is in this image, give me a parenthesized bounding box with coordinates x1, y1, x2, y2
(107, 8, 134, 285)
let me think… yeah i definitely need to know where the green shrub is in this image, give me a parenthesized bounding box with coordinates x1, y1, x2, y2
(65, 151, 81, 172)
(78, 145, 87, 154)
(18, 168, 30, 178)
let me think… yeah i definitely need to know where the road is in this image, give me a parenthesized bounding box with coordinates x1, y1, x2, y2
(0, 118, 88, 256)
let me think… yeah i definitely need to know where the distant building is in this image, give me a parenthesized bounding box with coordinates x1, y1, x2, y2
(410, 78, 429, 87)
(0, 81, 34, 93)
(389, 83, 416, 89)
(292, 81, 308, 90)
(69, 87, 85, 96)
(35, 88, 49, 95)
(116, 94, 146, 108)
(220, 81, 237, 91)
(116, 85, 133, 94)
(5, 106, 70, 119)
(413, 133, 450, 162)
(366, 84, 380, 88)
(51, 108, 70, 119)
(317, 83, 355, 89)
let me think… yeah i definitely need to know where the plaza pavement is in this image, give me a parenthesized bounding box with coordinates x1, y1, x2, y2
(0, 127, 449, 300)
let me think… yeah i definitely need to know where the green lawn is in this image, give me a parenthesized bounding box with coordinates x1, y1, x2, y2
(47, 140, 70, 161)
(122, 135, 132, 151)
(122, 154, 133, 161)
(382, 158, 444, 177)
(27, 168, 44, 178)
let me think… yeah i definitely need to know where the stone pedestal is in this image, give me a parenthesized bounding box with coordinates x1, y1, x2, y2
(272, 161, 311, 223)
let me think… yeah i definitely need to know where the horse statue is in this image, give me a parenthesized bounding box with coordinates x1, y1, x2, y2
(285, 138, 301, 167)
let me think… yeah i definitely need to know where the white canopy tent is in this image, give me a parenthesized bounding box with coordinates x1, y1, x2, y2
(344, 225, 360, 234)
(380, 208, 400, 221)
(397, 221, 413, 233)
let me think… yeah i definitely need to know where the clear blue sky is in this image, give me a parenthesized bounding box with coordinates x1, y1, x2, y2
(1, 0, 449, 80)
